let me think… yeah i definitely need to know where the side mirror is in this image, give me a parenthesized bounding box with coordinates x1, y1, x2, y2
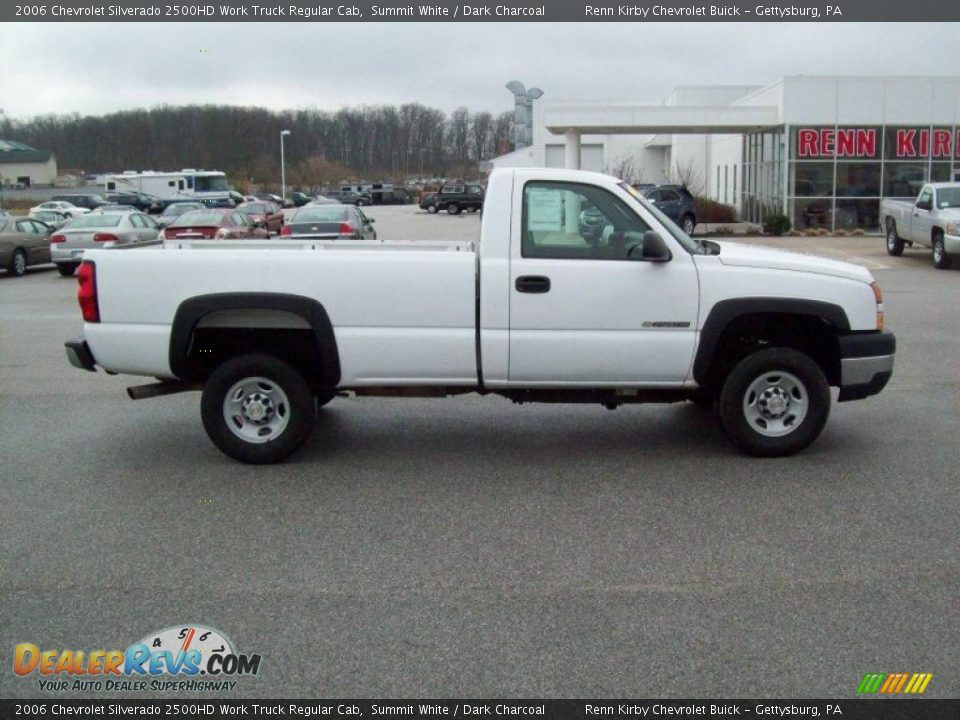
(630, 231, 672, 262)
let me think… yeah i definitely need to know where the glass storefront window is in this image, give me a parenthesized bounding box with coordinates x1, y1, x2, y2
(791, 199, 832, 230)
(835, 163, 881, 197)
(883, 162, 927, 198)
(931, 163, 952, 183)
(791, 162, 834, 196)
(834, 199, 880, 231)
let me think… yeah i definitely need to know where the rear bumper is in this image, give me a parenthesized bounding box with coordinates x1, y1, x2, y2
(51, 247, 86, 264)
(837, 330, 895, 402)
(65, 338, 97, 372)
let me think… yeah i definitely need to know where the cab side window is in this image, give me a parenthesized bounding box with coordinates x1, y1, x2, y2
(521, 181, 651, 260)
(917, 187, 934, 209)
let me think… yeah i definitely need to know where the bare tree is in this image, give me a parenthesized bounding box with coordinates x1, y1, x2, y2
(671, 159, 705, 196)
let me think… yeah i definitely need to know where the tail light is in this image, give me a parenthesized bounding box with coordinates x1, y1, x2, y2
(338, 222, 355, 236)
(280, 225, 292, 236)
(76, 261, 99, 323)
(50, 234, 66, 243)
(93, 233, 119, 242)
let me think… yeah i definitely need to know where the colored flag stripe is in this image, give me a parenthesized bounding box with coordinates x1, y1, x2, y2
(918, 674, 933, 694)
(893, 673, 909, 693)
(868, 673, 885, 693)
(904, 674, 919, 694)
(879, 674, 897, 693)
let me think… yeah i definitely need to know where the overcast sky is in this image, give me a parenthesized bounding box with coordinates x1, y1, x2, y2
(0, 23, 957, 119)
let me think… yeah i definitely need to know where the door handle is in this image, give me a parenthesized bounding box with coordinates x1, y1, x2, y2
(515, 275, 551, 294)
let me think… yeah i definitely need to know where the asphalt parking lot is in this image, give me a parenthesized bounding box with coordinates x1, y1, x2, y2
(1, 205, 958, 699)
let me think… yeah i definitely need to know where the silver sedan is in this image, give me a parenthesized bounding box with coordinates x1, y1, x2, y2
(50, 211, 161, 277)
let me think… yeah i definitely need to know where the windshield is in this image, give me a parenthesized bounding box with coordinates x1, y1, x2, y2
(65, 214, 122, 228)
(163, 204, 202, 216)
(171, 211, 224, 227)
(937, 188, 960, 208)
(293, 207, 350, 222)
(240, 203, 268, 214)
(194, 175, 229, 192)
(619, 182, 702, 254)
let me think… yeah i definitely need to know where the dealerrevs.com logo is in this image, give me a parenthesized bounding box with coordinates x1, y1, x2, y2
(13, 624, 261, 692)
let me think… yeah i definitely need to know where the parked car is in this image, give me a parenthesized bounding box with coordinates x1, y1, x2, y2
(30, 201, 89, 219)
(104, 192, 153, 212)
(419, 184, 484, 214)
(881, 182, 960, 269)
(228, 191, 246, 206)
(94, 204, 138, 214)
(279, 204, 377, 240)
(156, 202, 205, 228)
(287, 192, 311, 207)
(1, 216, 53, 277)
(237, 201, 285, 234)
(324, 191, 371, 206)
(642, 185, 697, 234)
(0, 209, 12, 220)
(51, 194, 107, 211)
(30, 209, 70, 229)
(65, 167, 894, 464)
(159, 209, 270, 241)
(50, 211, 161, 277)
(306, 196, 342, 206)
(255, 193, 288, 207)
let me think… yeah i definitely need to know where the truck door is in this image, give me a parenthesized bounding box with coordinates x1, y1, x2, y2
(507, 177, 699, 385)
(912, 186, 935, 245)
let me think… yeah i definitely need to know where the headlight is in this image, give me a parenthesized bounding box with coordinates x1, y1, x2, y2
(871, 281, 884, 330)
(945, 222, 960, 236)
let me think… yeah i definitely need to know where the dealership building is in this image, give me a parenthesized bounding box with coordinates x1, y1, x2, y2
(491, 76, 960, 231)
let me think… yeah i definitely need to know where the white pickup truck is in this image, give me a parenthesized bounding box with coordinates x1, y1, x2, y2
(65, 168, 895, 464)
(881, 182, 960, 269)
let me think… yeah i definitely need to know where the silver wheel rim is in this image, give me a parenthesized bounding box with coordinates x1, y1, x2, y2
(222, 376, 291, 444)
(683, 218, 695, 234)
(742, 370, 808, 438)
(934, 239, 944, 262)
(887, 228, 896, 250)
(13, 252, 26, 275)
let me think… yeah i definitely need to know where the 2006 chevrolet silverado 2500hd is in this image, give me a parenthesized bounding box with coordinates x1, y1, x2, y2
(881, 182, 960, 269)
(65, 168, 896, 464)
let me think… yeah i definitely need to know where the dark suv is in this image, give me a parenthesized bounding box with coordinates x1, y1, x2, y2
(51, 193, 108, 211)
(642, 185, 697, 234)
(420, 184, 484, 215)
(104, 192, 153, 212)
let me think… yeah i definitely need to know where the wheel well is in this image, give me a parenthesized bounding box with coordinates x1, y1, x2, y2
(932, 226, 943, 241)
(702, 313, 842, 390)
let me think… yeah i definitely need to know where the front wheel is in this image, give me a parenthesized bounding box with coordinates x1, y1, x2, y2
(885, 222, 905, 256)
(201, 354, 316, 464)
(447, 203, 461, 215)
(8, 248, 27, 277)
(681, 215, 696, 235)
(426, 204, 438, 214)
(718, 348, 830, 457)
(932, 232, 951, 269)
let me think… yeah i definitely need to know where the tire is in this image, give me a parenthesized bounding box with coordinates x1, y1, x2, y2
(681, 215, 696, 235)
(8, 248, 27, 277)
(201, 354, 316, 464)
(885, 221, 905, 256)
(426, 205, 438, 214)
(932, 231, 951, 270)
(57, 263, 79, 277)
(447, 203, 461, 215)
(467, 207, 477, 213)
(718, 347, 830, 457)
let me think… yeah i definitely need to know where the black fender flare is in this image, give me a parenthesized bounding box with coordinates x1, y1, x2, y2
(169, 292, 341, 386)
(693, 297, 850, 385)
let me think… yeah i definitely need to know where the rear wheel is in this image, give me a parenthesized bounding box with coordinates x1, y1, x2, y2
(932, 231, 951, 269)
(8, 249, 27, 277)
(718, 347, 830, 457)
(201, 354, 316, 464)
(885, 221, 905, 256)
(447, 203, 461, 215)
(57, 263, 79, 277)
(681, 215, 696, 235)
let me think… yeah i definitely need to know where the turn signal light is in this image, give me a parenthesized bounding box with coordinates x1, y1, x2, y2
(76, 261, 99, 323)
(50, 234, 66, 243)
(871, 282, 884, 330)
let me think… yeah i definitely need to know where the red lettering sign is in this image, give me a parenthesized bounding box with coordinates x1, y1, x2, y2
(897, 129, 917, 157)
(836, 129, 856, 157)
(856, 129, 876, 157)
(820, 129, 835, 156)
(933, 129, 951, 158)
(797, 128, 819, 158)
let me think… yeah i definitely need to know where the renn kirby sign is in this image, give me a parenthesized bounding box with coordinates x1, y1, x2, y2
(796, 127, 960, 159)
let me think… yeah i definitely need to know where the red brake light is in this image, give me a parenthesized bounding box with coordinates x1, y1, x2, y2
(339, 222, 355, 235)
(280, 225, 292, 236)
(76, 261, 99, 323)
(50, 234, 66, 243)
(93, 233, 119, 242)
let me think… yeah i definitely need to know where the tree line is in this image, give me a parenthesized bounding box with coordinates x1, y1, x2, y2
(0, 104, 516, 188)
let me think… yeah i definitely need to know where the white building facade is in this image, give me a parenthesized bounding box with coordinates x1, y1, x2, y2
(491, 76, 960, 232)
(0, 140, 57, 187)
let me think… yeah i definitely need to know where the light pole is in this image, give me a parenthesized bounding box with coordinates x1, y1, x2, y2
(280, 129, 291, 201)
